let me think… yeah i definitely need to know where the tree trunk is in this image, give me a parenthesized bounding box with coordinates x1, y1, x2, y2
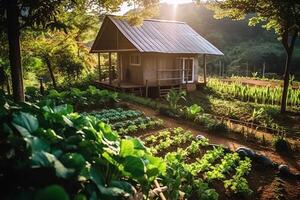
(6, 0, 24, 102)
(44, 57, 57, 88)
(281, 51, 292, 113)
(6, 76, 11, 95)
(280, 31, 298, 113)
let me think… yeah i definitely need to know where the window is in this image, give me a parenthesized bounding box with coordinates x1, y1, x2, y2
(176, 57, 194, 83)
(130, 54, 141, 65)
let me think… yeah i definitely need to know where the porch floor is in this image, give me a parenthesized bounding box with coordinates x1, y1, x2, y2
(95, 80, 144, 90)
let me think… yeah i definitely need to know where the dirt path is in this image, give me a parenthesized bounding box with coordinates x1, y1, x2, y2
(126, 102, 300, 174)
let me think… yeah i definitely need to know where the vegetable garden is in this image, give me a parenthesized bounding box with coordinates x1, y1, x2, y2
(2, 84, 300, 200)
(208, 78, 300, 108)
(84, 108, 163, 135)
(143, 128, 253, 199)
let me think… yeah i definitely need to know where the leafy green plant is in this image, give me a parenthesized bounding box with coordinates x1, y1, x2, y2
(273, 134, 291, 153)
(0, 100, 166, 199)
(166, 89, 186, 110)
(185, 104, 203, 119)
(46, 86, 118, 109)
(223, 158, 252, 195)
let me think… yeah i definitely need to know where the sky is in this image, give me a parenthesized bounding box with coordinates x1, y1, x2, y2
(118, 0, 194, 15)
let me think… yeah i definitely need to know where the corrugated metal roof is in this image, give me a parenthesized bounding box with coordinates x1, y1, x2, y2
(99, 15, 224, 55)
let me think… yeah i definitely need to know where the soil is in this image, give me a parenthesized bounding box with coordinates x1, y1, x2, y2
(124, 101, 300, 200)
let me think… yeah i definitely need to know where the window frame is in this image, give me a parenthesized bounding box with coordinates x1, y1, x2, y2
(176, 57, 194, 83)
(129, 53, 141, 66)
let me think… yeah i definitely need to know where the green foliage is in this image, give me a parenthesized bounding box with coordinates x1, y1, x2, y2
(35, 185, 70, 200)
(0, 99, 166, 199)
(163, 152, 219, 200)
(84, 108, 164, 135)
(144, 128, 252, 198)
(166, 89, 186, 110)
(185, 104, 203, 119)
(223, 158, 252, 195)
(208, 0, 300, 37)
(208, 78, 300, 107)
(45, 86, 118, 109)
(273, 134, 291, 153)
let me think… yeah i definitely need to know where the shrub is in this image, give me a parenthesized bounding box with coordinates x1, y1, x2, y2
(166, 89, 186, 110)
(25, 86, 42, 100)
(159, 106, 179, 118)
(45, 86, 118, 109)
(273, 134, 291, 153)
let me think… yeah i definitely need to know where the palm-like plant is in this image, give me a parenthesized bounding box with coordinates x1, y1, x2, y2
(166, 89, 186, 110)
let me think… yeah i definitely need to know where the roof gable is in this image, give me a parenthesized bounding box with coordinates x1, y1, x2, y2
(91, 15, 223, 55)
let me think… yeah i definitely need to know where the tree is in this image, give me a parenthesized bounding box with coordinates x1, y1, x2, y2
(0, 0, 159, 102)
(207, 0, 299, 113)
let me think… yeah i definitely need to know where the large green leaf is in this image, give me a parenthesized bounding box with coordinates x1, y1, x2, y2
(53, 104, 73, 115)
(90, 165, 131, 198)
(110, 180, 134, 195)
(12, 112, 39, 137)
(32, 151, 73, 178)
(60, 153, 85, 171)
(42, 104, 73, 123)
(35, 185, 69, 200)
(123, 156, 145, 178)
(25, 136, 50, 152)
(120, 139, 134, 157)
(131, 138, 147, 151)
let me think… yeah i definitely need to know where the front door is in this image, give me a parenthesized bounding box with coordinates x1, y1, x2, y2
(177, 58, 194, 83)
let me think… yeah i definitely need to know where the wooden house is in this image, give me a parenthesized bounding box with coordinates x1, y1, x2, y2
(90, 15, 223, 97)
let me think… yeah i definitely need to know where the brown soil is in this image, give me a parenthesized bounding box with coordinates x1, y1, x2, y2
(124, 101, 300, 200)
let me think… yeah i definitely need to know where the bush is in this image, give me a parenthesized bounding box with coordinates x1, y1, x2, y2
(273, 135, 291, 153)
(195, 114, 228, 133)
(25, 86, 42, 100)
(166, 89, 186, 110)
(46, 86, 118, 109)
(159, 106, 179, 118)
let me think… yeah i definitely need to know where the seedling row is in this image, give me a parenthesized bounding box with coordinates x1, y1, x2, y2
(84, 108, 164, 135)
(143, 127, 252, 196)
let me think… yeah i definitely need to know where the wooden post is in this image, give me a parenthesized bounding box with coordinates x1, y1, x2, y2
(145, 79, 149, 97)
(158, 80, 161, 98)
(219, 60, 222, 77)
(39, 78, 44, 95)
(108, 52, 112, 84)
(246, 62, 249, 77)
(154, 180, 166, 200)
(98, 53, 101, 81)
(203, 54, 207, 86)
(262, 61, 266, 78)
(185, 66, 188, 92)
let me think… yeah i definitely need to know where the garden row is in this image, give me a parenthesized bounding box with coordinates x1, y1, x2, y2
(83, 108, 164, 135)
(208, 78, 300, 107)
(121, 90, 294, 153)
(26, 85, 118, 109)
(143, 127, 253, 199)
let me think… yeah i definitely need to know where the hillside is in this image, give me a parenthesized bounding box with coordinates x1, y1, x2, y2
(158, 3, 300, 79)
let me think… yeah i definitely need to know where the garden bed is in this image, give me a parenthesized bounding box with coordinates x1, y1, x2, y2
(123, 102, 300, 199)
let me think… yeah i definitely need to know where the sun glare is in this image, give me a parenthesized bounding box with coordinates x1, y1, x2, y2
(162, 0, 193, 5)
